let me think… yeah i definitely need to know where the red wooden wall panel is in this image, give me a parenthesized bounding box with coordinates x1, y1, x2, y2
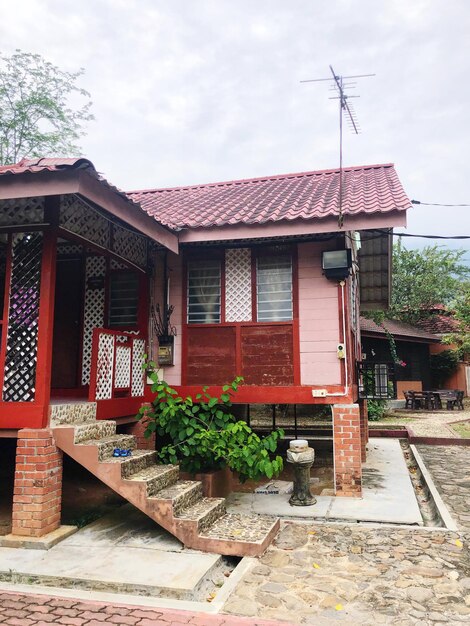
(186, 326, 237, 385)
(241, 324, 294, 385)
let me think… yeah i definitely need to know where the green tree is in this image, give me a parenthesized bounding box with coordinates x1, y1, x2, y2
(0, 50, 93, 164)
(442, 280, 470, 355)
(391, 239, 470, 324)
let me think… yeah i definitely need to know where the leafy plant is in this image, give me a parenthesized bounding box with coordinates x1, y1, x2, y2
(430, 349, 460, 388)
(139, 371, 284, 482)
(367, 399, 387, 421)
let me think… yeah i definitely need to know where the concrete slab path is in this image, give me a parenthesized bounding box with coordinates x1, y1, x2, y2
(226, 439, 423, 525)
(0, 505, 222, 600)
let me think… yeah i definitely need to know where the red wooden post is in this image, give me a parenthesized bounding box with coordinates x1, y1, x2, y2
(35, 228, 58, 425)
(34, 197, 59, 425)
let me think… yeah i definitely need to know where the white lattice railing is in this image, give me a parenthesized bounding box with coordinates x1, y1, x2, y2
(89, 329, 146, 401)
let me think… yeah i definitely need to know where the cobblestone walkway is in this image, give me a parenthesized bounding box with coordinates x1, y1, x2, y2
(397, 406, 469, 439)
(0, 591, 290, 626)
(223, 445, 470, 625)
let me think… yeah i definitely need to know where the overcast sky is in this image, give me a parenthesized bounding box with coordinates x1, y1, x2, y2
(1, 0, 469, 257)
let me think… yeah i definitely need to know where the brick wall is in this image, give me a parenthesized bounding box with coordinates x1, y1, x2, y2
(359, 399, 368, 462)
(12, 429, 63, 537)
(332, 404, 362, 497)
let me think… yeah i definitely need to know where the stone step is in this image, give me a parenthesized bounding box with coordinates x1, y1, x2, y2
(200, 513, 279, 546)
(175, 497, 226, 533)
(74, 421, 116, 444)
(153, 480, 204, 516)
(79, 434, 136, 461)
(106, 450, 157, 479)
(125, 464, 180, 497)
(49, 401, 97, 426)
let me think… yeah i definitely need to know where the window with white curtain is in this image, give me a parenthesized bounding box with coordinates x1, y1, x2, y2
(256, 255, 293, 322)
(187, 260, 221, 323)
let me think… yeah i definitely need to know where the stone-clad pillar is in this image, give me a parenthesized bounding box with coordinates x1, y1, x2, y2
(12, 429, 63, 537)
(332, 404, 362, 497)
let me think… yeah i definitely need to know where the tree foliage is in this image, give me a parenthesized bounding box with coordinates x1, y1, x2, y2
(442, 280, 470, 356)
(0, 50, 93, 164)
(391, 240, 470, 324)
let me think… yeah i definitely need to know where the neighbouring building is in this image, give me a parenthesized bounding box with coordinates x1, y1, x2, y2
(359, 316, 440, 399)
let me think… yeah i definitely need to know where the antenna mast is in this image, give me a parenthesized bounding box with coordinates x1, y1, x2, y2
(301, 66, 374, 227)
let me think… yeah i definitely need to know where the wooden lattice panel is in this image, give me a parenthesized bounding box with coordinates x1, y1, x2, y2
(113, 224, 147, 269)
(110, 258, 127, 270)
(115, 345, 131, 388)
(81, 255, 106, 385)
(225, 248, 252, 322)
(60, 195, 110, 249)
(57, 241, 83, 257)
(95, 333, 115, 400)
(2, 233, 43, 401)
(0, 197, 44, 226)
(131, 338, 146, 397)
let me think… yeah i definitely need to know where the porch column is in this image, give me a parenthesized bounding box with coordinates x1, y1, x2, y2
(359, 399, 369, 462)
(332, 404, 362, 497)
(11, 429, 63, 537)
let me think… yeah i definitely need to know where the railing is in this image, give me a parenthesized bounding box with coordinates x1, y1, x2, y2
(89, 328, 146, 402)
(357, 361, 396, 400)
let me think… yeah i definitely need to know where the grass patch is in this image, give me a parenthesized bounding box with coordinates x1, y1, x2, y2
(369, 415, 415, 424)
(450, 421, 470, 439)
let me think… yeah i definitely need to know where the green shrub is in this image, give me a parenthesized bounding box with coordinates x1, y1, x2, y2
(139, 372, 284, 482)
(367, 399, 387, 421)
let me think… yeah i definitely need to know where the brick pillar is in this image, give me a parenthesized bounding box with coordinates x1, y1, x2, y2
(12, 429, 63, 537)
(127, 405, 156, 450)
(332, 404, 362, 497)
(359, 399, 369, 462)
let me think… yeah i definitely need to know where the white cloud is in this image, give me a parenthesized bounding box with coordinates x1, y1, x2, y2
(0, 0, 468, 257)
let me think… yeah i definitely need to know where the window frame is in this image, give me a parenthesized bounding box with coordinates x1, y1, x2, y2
(186, 257, 224, 325)
(255, 253, 294, 323)
(107, 268, 141, 330)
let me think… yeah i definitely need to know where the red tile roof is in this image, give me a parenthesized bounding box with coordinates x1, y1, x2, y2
(0, 157, 143, 213)
(128, 163, 410, 230)
(416, 314, 460, 335)
(0, 157, 94, 175)
(360, 317, 440, 342)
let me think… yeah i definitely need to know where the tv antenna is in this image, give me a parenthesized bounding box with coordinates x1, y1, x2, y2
(301, 65, 375, 227)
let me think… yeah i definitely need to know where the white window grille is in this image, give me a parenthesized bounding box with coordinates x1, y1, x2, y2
(256, 255, 293, 322)
(187, 260, 221, 324)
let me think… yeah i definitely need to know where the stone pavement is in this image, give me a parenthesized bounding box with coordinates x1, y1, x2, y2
(417, 445, 470, 531)
(0, 590, 291, 626)
(223, 445, 470, 626)
(398, 405, 470, 439)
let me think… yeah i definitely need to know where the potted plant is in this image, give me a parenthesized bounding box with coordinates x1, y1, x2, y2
(138, 373, 284, 497)
(152, 304, 177, 366)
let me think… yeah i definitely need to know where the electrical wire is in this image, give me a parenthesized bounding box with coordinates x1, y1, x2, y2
(411, 200, 470, 207)
(352, 230, 470, 241)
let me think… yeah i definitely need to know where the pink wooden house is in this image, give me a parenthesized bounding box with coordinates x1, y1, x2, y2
(0, 158, 410, 555)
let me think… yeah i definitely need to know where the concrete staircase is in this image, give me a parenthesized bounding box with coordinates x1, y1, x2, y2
(50, 402, 280, 557)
